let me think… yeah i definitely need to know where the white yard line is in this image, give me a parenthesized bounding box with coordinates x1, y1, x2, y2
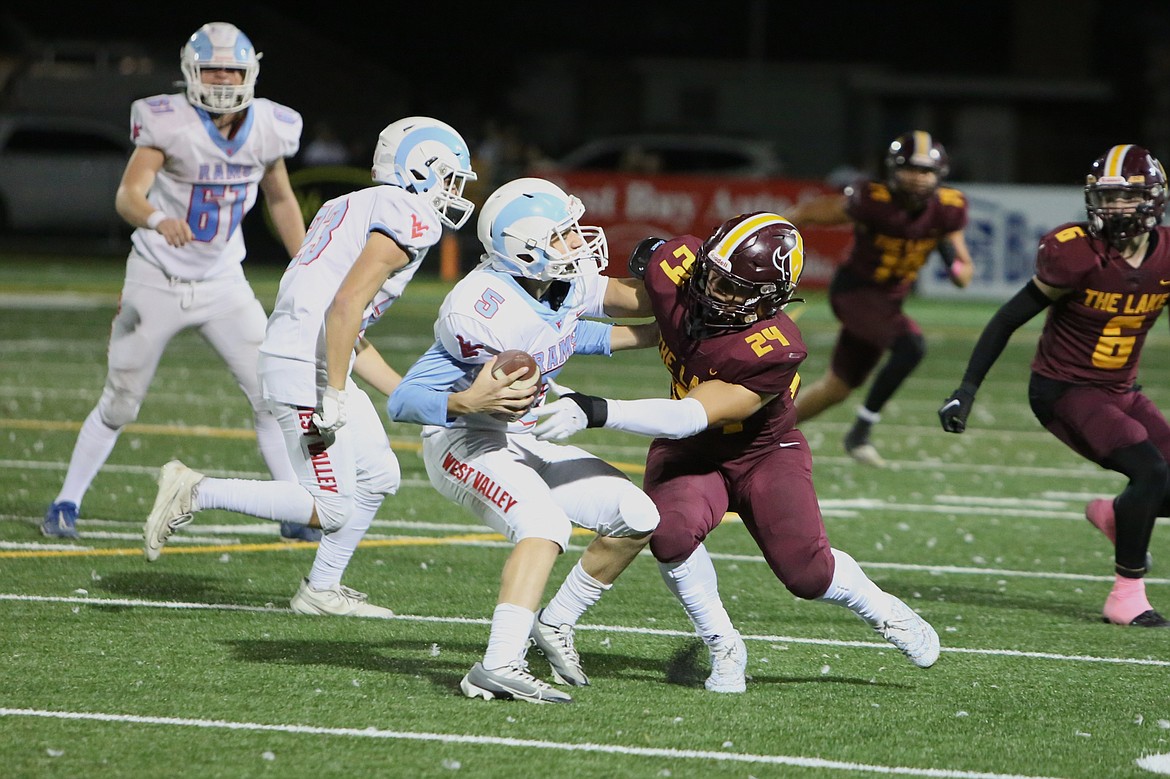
(0, 707, 1071, 779)
(1, 592, 1166, 669)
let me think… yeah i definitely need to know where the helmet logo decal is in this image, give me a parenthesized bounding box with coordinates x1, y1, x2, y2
(771, 233, 805, 285)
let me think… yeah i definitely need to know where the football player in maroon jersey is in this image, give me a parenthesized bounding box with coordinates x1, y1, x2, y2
(940, 144, 1170, 628)
(534, 212, 940, 692)
(789, 131, 974, 466)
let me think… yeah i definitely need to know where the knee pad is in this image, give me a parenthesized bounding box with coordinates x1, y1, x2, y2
(891, 332, 927, 369)
(649, 516, 702, 564)
(97, 384, 141, 429)
(784, 557, 835, 601)
(616, 488, 660, 536)
(313, 495, 354, 533)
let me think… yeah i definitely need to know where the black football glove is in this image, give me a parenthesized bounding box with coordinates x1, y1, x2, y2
(628, 237, 665, 280)
(938, 386, 976, 433)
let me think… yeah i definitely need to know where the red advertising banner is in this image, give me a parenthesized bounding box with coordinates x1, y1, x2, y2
(540, 171, 854, 287)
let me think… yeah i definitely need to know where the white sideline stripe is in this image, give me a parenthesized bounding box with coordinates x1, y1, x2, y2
(705, 552, 1170, 585)
(0, 708, 1067, 779)
(4, 509, 1165, 582)
(2, 593, 1168, 668)
(0, 454, 1124, 481)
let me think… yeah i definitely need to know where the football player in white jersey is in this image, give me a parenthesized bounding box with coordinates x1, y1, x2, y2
(43, 22, 307, 539)
(387, 178, 660, 703)
(143, 116, 478, 619)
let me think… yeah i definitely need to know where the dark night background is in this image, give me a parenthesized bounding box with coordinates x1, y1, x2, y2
(2, 1, 1169, 185)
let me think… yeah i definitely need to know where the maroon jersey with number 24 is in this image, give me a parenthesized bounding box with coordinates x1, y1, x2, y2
(638, 235, 835, 600)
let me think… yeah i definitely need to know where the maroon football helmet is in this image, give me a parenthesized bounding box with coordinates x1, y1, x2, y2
(1085, 144, 1167, 244)
(885, 131, 949, 208)
(686, 212, 805, 338)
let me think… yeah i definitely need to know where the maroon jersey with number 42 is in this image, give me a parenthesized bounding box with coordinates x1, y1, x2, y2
(839, 179, 968, 296)
(1032, 223, 1170, 389)
(643, 235, 806, 459)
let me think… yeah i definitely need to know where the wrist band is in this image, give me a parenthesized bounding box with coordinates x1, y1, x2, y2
(146, 211, 166, 230)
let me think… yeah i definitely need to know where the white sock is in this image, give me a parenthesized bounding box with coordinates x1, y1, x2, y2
(56, 408, 120, 506)
(306, 490, 382, 590)
(193, 478, 315, 522)
(817, 548, 890, 627)
(856, 406, 881, 424)
(541, 561, 611, 627)
(483, 602, 536, 670)
(658, 544, 737, 645)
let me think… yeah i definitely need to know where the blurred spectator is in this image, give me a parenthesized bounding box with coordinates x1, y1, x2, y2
(618, 145, 662, 174)
(473, 117, 549, 193)
(301, 120, 351, 166)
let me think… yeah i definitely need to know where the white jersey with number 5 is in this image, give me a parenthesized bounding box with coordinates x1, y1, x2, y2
(429, 266, 609, 431)
(129, 93, 302, 281)
(259, 184, 443, 407)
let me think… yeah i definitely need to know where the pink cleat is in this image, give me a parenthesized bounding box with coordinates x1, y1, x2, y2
(1102, 578, 1169, 627)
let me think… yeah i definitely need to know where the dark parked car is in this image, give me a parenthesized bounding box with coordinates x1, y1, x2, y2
(0, 113, 133, 235)
(547, 133, 782, 178)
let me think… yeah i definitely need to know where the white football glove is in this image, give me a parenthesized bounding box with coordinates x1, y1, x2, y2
(311, 386, 348, 434)
(544, 376, 576, 398)
(531, 397, 589, 441)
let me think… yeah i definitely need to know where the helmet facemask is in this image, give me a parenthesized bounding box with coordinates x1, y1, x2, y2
(686, 264, 787, 337)
(1084, 145, 1167, 247)
(181, 23, 260, 113)
(479, 179, 609, 282)
(685, 212, 803, 339)
(885, 131, 948, 210)
(423, 159, 477, 230)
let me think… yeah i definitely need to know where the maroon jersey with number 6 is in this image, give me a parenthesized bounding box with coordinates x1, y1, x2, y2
(1032, 223, 1170, 389)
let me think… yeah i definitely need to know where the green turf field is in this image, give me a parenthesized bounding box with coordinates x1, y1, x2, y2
(1, 255, 1168, 779)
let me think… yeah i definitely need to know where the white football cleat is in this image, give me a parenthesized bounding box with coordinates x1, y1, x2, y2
(874, 595, 940, 668)
(845, 441, 887, 468)
(529, 609, 589, 686)
(705, 632, 747, 693)
(143, 460, 203, 561)
(290, 578, 394, 618)
(460, 660, 572, 704)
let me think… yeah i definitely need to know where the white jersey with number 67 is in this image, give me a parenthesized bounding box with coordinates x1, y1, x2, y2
(128, 93, 302, 281)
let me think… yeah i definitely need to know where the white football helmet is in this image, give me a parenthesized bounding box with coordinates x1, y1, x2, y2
(181, 22, 261, 113)
(371, 117, 477, 229)
(477, 178, 608, 281)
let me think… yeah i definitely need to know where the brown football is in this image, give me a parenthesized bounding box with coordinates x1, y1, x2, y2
(491, 349, 540, 390)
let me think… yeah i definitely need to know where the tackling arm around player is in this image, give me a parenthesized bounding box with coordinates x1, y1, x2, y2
(533, 212, 941, 694)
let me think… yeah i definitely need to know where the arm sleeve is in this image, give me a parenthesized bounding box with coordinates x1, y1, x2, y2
(603, 396, 709, 440)
(387, 382, 451, 426)
(958, 280, 1052, 392)
(574, 320, 614, 356)
(386, 346, 469, 426)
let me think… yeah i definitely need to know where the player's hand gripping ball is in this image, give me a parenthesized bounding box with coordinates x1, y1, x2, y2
(491, 349, 540, 421)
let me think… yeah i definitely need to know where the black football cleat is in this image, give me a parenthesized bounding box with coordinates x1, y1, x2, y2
(1102, 610, 1170, 628)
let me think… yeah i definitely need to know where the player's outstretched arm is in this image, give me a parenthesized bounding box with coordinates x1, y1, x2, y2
(532, 380, 770, 442)
(938, 277, 1057, 434)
